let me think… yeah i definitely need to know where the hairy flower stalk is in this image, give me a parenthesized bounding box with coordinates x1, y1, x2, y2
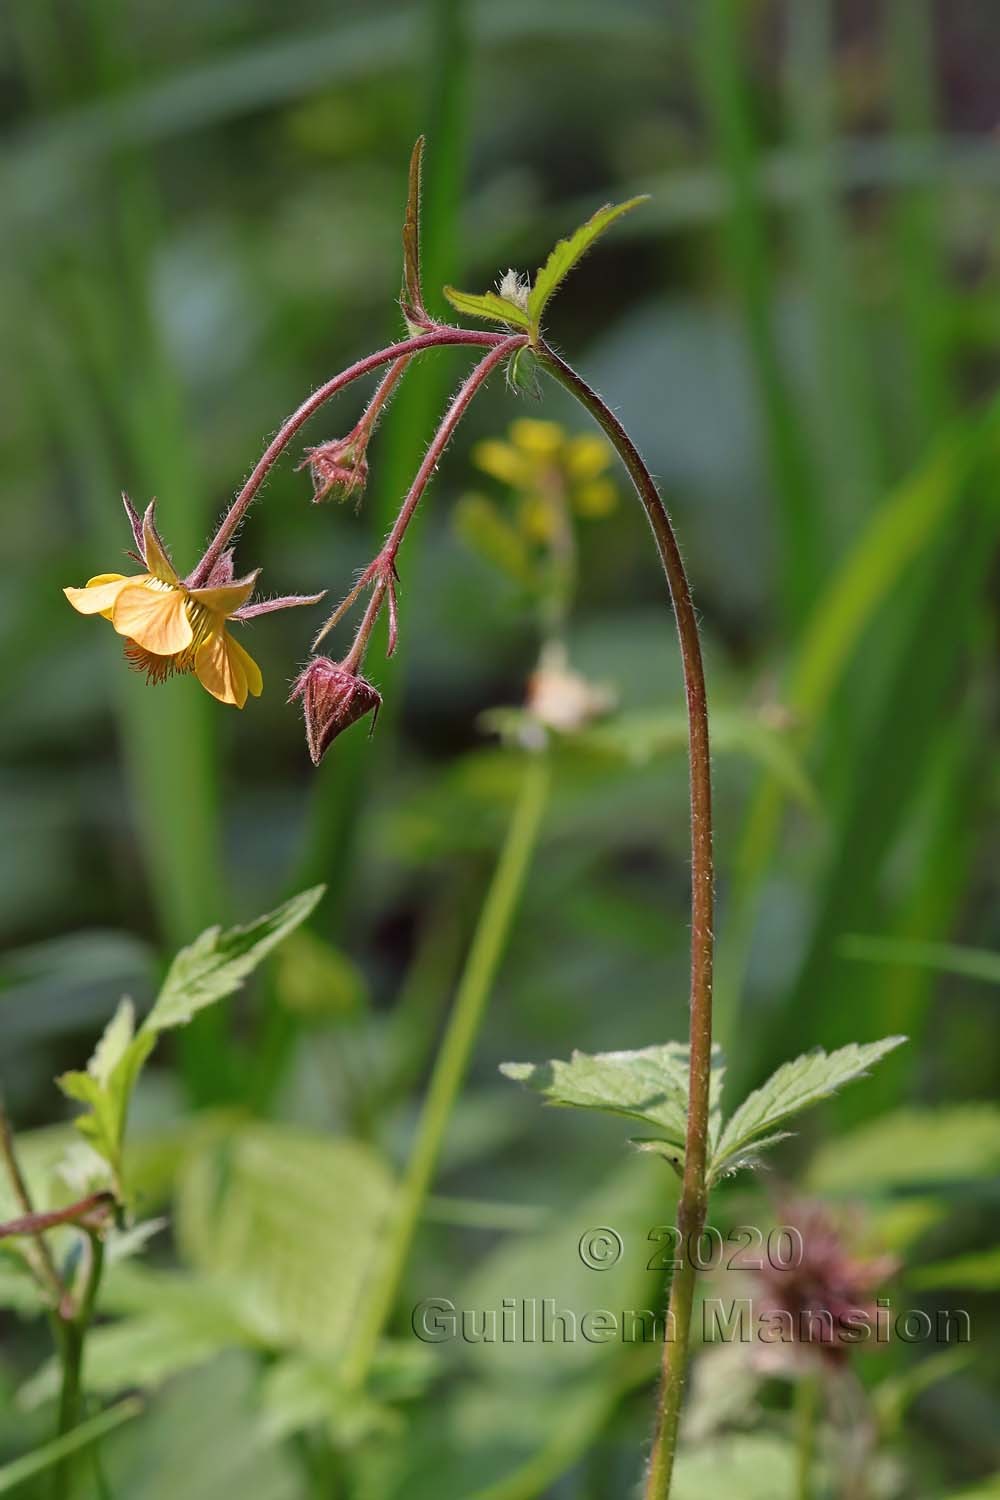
(299, 355, 410, 505)
(310, 337, 523, 666)
(190, 328, 516, 590)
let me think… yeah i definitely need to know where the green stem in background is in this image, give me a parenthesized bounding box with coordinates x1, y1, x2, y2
(796, 1372, 821, 1500)
(535, 347, 714, 1500)
(695, 0, 819, 626)
(344, 753, 550, 1387)
(53, 1232, 105, 1500)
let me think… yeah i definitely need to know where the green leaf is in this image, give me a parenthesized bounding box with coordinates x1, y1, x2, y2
(145, 886, 324, 1033)
(442, 286, 532, 331)
(711, 1036, 906, 1181)
(175, 1125, 394, 1356)
(671, 1435, 798, 1500)
(506, 344, 542, 400)
(57, 1001, 155, 1189)
(0, 1398, 141, 1494)
(273, 929, 367, 1020)
(841, 934, 1000, 985)
(501, 1042, 725, 1157)
(20, 1268, 274, 1407)
(909, 1248, 1000, 1291)
(454, 494, 537, 586)
(527, 196, 648, 331)
(807, 1105, 1000, 1195)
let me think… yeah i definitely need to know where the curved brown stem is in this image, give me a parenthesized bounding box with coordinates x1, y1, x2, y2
(536, 343, 714, 1499)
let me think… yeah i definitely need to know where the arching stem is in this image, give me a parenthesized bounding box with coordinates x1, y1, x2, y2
(316, 334, 526, 657)
(536, 343, 714, 1500)
(190, 327, 514, 588)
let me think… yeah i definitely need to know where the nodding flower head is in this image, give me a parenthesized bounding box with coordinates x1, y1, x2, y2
(63, 495, 324, 708)
(298, 435, 369, 505)
(289, 656, 382, 764)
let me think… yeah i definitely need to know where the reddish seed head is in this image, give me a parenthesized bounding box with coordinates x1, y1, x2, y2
(289, 657, 382, 764)
(752, 1201, 898, 1368)
(298, 436, 369, 505)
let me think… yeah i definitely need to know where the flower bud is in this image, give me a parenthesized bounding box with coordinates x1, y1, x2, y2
(289, 657, 382, 764)
(298, 437, 369, 505)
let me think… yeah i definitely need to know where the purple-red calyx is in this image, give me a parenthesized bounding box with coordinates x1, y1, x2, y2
(298, 435, 370, 505)
(289, 657, 382, 764)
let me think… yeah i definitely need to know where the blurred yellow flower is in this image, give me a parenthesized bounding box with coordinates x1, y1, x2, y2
(65, 509, 263, 708)
(471, 419, 617, 523)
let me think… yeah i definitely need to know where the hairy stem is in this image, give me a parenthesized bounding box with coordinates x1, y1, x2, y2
(53, 1232, 105, 1500)
(190, 327, 513, 587)
(796, 1371, 821, 1500)
(537, 344, 714, 1499)
(320, 334, 525, 657)
(0, 1098, 64, 1305)
(343, 754, 551, 1387)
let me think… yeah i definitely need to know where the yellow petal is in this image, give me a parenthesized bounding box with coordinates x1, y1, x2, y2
(64, 573, 134, 619)
(194, 629, 262, 708)
(573, 477, 618, 518)
(566, 433, 612, 479)
(111, 582, 193, 655)
(471, 440, 530, 487)
(509, 419, 564, 458)
(187, 571, 260, 618)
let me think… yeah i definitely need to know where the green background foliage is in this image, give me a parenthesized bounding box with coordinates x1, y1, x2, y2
(1, 0, 999, 1495)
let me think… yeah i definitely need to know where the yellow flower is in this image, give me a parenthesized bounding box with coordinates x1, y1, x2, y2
(65, 505, 263, 708)
(471, 420, 617, 520)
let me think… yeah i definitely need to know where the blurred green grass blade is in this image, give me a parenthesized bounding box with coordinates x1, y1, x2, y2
(2, 3, 671, 219)
(695, 0, 819, 625)
(715, 396, 1000, 1046)
(0, 1398, 142, 1493)
(859, 715, 981, 1108)
(887, 0, 955, 440)
(785, 0, 884, 541)
(842, 935, 1000, 987)
(748, 464, 1000, 1093)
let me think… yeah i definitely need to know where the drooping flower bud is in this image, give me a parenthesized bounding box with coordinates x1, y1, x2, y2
(298, 436, 369, 505)
(289, 657, 382, 764)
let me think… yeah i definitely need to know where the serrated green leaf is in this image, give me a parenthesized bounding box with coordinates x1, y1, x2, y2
(527, 195, 648, 331)
(442, 286, 532, 331)
(501, 1042, 725, 1155)
(89, 996, 137, 1085)
(145, 886, 324, 1033)
(711, 1037, 906, 1181)
(57, 1011, 155, 1191)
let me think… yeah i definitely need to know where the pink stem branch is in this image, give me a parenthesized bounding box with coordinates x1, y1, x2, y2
(317, 335, 525, 657)
(190, 327, 515, 588)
